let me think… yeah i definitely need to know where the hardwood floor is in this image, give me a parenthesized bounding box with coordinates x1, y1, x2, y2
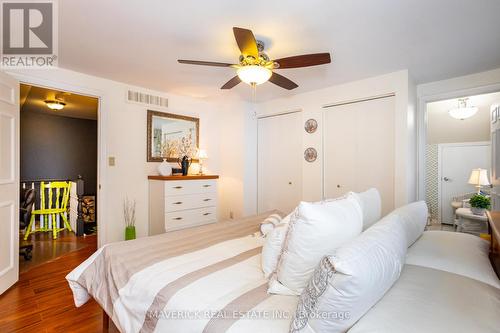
(0, 234, 117, 333)
(19, 230, 89, 273)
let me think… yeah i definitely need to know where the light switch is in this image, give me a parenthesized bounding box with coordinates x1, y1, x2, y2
(108, 156, 116, 166)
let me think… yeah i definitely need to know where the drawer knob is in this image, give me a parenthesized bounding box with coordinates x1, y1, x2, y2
(203, 198, 211, 202)
(173, 201, 183, 205)
(202, 184, 211, 188)
(173, 217, 183, 220)
(173, 186, 183, 189)
(203, 212, 211, 216)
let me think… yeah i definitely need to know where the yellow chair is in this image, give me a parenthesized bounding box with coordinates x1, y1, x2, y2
(24, 181, 73, 240)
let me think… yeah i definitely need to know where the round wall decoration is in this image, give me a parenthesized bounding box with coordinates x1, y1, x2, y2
(304, 118, 318, 133)
(304, 147, 317, 162)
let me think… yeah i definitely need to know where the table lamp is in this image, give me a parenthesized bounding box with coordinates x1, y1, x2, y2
(196, 149, 208, 175)
(468, 168, 490, 194)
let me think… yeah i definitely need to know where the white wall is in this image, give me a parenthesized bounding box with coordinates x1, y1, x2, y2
(255, 70, 417, 208)
(9, 68, 251, 245)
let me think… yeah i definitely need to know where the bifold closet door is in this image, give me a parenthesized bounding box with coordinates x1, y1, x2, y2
(324, 96, 395, 215)
(258, 112, 302, 214)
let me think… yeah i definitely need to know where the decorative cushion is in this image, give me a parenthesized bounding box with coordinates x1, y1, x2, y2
(261, 213, 291, 278)
(290, 213, 407, 333)
(260, 213, 283, 236)
(390, 201, 428, 247)
(270, 194, 363, 295)
(352, 188, 382, 230)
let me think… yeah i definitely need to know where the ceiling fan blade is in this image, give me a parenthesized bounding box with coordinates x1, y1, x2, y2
(221, 76, 241, 89)
(233, 27, 259, 58)
(274, 53, 331, 69)
(178, 59, 235, 67)
(269, 72, 298, 90)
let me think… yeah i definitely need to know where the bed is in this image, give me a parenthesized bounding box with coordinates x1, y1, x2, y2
(67, 214, 500, 333)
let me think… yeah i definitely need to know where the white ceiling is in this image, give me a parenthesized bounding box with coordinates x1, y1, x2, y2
(58, 0, 500, 101)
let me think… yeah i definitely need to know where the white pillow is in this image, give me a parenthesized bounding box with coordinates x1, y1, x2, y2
(261, 214, 291, 278)
(390, 201, 428, 247)
(352, 188, 382, 230)
(290, 213, 407, 333)
(270, 194, 363, 295)
(260, 213, 283, 236)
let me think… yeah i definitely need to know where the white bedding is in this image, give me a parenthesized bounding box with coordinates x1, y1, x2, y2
(406, 231, 500, 288)
(349, 264, 500, 333)
(67, 220, 499, 333)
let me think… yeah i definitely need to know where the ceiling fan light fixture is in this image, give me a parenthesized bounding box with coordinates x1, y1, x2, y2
(45, 99, 66, 110)
(448, 98, 478, 120)
(237, 65, 272, 85)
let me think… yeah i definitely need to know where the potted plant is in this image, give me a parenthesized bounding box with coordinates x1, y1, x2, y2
(469, 194, 490, 216)
(124, 197, 136, 240)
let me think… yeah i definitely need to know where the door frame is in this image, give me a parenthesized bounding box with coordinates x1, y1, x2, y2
(417, 84, 500, 201)
(9, 72, 108, 246)
(437, 141, 490, 224)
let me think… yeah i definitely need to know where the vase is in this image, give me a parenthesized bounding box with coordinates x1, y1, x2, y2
(178, 155, 192, 176)
(158, 159, 172, 176)
(125, 226, 136, 240)
(471, 207, 486, 216)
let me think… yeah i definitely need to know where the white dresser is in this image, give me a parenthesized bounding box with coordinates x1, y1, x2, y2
(148, 175, 219, 235)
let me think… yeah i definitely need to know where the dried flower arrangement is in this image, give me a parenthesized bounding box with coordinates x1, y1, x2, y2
(123, 197, 136, 228)
(162, 130, 196, 158)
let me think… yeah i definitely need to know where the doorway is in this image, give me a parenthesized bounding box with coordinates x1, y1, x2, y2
(424, 91, 500, 228)
(19, 84, 99, 272)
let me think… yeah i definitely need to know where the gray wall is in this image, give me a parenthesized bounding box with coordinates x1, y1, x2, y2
(20, 110, 98, 195)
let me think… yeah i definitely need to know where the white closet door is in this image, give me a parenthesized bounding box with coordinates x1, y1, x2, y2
(324, 96, 395, 215)
(258, 112, 303, 214)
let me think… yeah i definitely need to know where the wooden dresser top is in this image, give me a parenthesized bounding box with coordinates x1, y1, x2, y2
(148, 175, 219, 181)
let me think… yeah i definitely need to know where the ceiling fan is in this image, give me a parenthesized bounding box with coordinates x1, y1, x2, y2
(178, 27, 331, 90)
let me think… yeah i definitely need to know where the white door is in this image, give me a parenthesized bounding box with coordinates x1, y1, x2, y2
(439, 142, 490, 225)
(0, 72, 19, 295)
(258, 112, 302, 214)
(324, 96, 395, 215)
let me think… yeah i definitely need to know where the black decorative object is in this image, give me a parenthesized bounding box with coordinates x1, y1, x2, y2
(304, 148, 317, 162)
(178, 155, 192, 176)
(76, 176, 85, 236)
(304, 119, 318, 133)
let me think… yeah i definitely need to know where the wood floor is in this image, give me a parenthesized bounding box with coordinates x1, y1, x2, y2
(0, 234, 117, 333)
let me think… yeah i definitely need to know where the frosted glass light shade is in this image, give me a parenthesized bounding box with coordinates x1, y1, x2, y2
(448, 106, 478, 120)
(237, 65, 272, 85)
(468, 168, 490, 186)
(45, 100, 66, 110)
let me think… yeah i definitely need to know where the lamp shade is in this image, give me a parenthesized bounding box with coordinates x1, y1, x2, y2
(196, 149, 208, 159)
(468, 168, 490, 186)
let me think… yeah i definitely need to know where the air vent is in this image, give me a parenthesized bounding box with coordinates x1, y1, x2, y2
(126, 90, 168, 108)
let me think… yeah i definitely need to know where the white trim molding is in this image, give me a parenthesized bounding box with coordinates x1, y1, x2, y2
(8, 72, 108, 246)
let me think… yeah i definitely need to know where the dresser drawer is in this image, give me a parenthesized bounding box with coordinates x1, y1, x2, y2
(165, 192, 217, 212)
(165, 206, 217, 231)
(165, 180, 217, 196)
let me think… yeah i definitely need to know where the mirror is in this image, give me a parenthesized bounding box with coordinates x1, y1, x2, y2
(147, 110, 199, 162)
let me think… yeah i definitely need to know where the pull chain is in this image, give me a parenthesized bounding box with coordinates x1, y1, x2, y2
(251, 82, 257, 103)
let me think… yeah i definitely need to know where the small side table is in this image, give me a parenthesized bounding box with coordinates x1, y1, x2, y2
(455, 208, 488, 236)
